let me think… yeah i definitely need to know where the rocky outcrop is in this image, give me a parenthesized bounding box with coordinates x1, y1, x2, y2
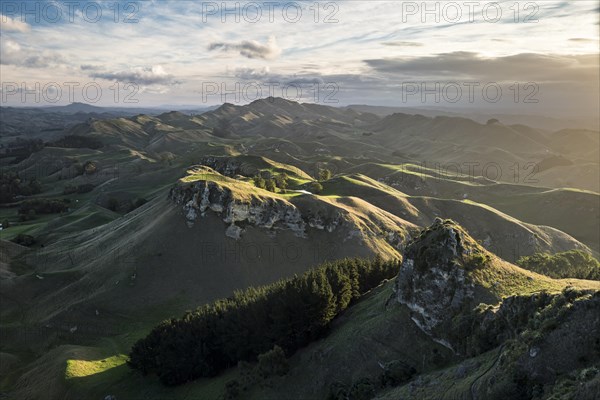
(169, 180, 410, 250)
(394, 218, 478, 349)
(170, 181, 306, 237)
(198, 156, 244, 177)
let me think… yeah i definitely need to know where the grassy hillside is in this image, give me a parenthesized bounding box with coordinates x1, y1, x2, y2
(1, 99, 598, 400)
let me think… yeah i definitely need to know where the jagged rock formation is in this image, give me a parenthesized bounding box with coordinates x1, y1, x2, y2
(198, 156, 244, 177)
(168, 176, 413, 252)
(170, 180, 307, 237)
(394, 218, 478, 348)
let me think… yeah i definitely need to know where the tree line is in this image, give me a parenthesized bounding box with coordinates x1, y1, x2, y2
(128, 257, 400, 386)
(0, 172, 42, 203)
(517, 250, 600, 281)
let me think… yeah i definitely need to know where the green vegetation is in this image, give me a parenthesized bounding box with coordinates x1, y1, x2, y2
(11, 233, 36, 246)
(327, 361, 416, 400)
(0, 172, 42, 203)
(63, 183, 95, 195)
(1, 138, 44, 163)
(274, 174, 288, 190)
(107, 197, 120, 212)
(517, 250, 600, 280)
(318, 168, 333, 181)
(308, 181, 323, 194)
(223, 346, 290, 399)
(253, 173, 290, 193)
(264, 178, 276, 192)
(65, 355, 128, 379)
(450, 289, 587, 357)
(18, 198, 70, 220)
(256, 345, 289, 379)
(2, 102, 600, 400)
(252, 175, 266, 189)
(49, 135, 103, 150)
(128, 257, 399, 386)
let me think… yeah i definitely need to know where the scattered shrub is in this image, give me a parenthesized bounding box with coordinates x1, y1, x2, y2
(12, 234, 36, 246)
(380, 360, 416, 386)
(275, 174, 289, 190)
(256, 346, 289, 378)
(107, 197, 120, 212)
(253, 175, 266, 189)
(517, 251, 600, 280)
(49, 135, 103, 149)
(309, 182, 323, 194)
(0, 172, 42, 203)
(327, 382, 349, 400)
(63, 184, 95, 195)
(349, 377, 376, 400)
(83, 161, 97, 175)
(318, 168, 332, 181)
(18, 198, 69, 217)
(265, 179, 277, 192)
(224, 379, 241, 400)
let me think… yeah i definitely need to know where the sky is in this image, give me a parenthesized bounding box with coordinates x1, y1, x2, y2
(0, 0, 598, 115)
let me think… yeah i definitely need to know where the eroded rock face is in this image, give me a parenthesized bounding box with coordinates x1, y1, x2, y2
(198, 156, 242, 177)
(170, 181, 306, 237)
(394, 218, 475, 347)
(169, 180, 410, 250)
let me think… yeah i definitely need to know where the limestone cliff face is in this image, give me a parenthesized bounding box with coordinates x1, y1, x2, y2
(169, 181, 306, 239)
(394, 218, 477, 349)
(169, 180, 411, 250)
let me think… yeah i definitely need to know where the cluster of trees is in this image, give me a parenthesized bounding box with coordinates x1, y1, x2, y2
(0, 138, 44, 163)
(318, 168, 332, 181)
(303, 168, 332, 194)
(308, 181, 324, 194)
(253, 173, 289, 193)
(0, 172, 42, 203)
(18, 198, 70, 220)
(224, 345, 290, 399)
(11, 233, 36, 246)
(49, 135, 103, 149)
(328, 360, 416, 400)
(63, 183, 95, 195)
(128, 257, 400, 386)
(449, 288, 597, 358)
(106, 197, 148, 213)
(517, 250, 600, 280)
(251, 168, 331, 195)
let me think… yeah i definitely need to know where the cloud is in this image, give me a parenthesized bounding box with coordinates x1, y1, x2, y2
(381, 41, 423, 47)
(89, 66, 181, 86)
(0, 38, 65, 68)
(80, 64, 100, 71)
(364, 52, 599, 82)
(231, 67, 327, 86)
(208, 36, 281, 60)
(233, 67, 271, 80)
(0, 14, 31, 33)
